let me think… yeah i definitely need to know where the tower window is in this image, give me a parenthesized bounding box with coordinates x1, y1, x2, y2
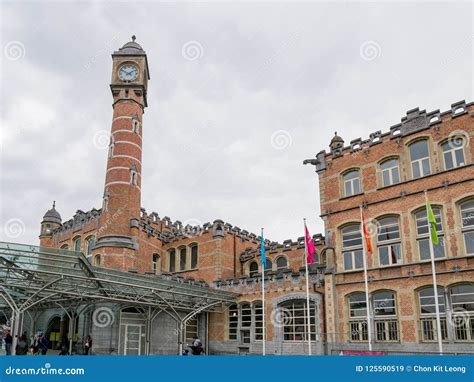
(152, 254, 161, 275)
(130, 165, 138, 185)
(73, 237, 82, 253)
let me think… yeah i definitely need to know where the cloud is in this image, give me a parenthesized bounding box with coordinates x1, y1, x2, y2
(0, 1, 472, 245)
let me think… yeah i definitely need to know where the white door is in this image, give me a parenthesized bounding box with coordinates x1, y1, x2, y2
(124, 324, 142, 355)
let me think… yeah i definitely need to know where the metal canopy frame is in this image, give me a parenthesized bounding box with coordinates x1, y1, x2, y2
(0, 241, 237, 354)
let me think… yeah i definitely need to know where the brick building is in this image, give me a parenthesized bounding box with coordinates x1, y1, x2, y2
(31, 37, 473, 355)
(304, 101, 474, 354)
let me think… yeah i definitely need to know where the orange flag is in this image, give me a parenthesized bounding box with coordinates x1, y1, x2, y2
(361, 211, 373, 255)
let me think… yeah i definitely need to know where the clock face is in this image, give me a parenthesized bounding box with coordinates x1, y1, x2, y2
(118, 64, 138, 81)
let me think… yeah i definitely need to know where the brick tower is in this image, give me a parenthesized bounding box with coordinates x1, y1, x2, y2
(93, 36, 150, 270)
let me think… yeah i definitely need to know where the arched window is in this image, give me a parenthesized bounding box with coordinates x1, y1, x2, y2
(93, 254, 101, 267)
(343, 170, 361, 197)
(449, 284, 474, 341)
(228, 304, 238, 340)
(168, 249, 176, 273)
(249, 261, 259, 277)
(85, 236, 95, 257)
(409, 140, 431, 178)
(179, 247, 187, 271)
(418, 287, 447, 342)
(342, 224, 363, 271)
(265, 258, 272, 271)
(441, 137, 466, 170)
(373, 291, 398, 341)
(280, 300, 316, 341)
(415, 208, 445, 260)
(240, 303, 252, 343)
(152, 254, 161, 275)
(380, 158, 400, 187)
(348, 293, 368, 341)
(190, 244, 198, 269)
(377, 217, 402, 266)
(276, 256, 288, 270)
(460, 200, 474, 255)
(254, 301, 263, 341)
(73, 237, 81, 253)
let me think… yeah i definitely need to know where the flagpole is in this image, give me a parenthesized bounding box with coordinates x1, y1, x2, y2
(261, 228, 266, 356)
(303, 219, 312, 355)
(360, 206, 373, 352)
(424, 191, 443, 355)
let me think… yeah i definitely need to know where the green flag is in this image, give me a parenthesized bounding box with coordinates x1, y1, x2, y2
(426, 198, 439, 245)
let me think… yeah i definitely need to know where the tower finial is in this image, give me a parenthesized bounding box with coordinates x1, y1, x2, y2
(53, 201, 56, 208)
(334, 131, 337, 136)
(132, 35, 136, 42)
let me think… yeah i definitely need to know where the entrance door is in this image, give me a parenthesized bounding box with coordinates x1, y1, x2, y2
(124, 324, 142, 355)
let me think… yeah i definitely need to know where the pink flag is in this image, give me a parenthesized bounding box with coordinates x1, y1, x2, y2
(305, 225, 316, 264)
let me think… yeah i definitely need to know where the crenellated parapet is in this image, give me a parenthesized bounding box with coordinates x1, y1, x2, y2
(239, 234, 324, 263)
(304, 100, 472, 170)
(52, 208, 102, 235)
(134, 208, 279, 244)
(212, 263, 326, 294)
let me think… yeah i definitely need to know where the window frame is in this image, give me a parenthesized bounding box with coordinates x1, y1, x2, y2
(441, 137, 466, 170)
(380, 158, 401, 187)
(460, 200, 474, 256)
(343, 169, 361, 197)
(376, 216, 402, 267)
(409, 140, 431, 179)
(341, 224, 364, 271)
(414, 207, 445, 261)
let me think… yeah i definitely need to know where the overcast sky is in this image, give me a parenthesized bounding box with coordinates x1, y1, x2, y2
(0, 1, 472, 246)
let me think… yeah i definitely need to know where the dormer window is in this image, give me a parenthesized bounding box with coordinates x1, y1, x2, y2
(343, 170, 361, 197)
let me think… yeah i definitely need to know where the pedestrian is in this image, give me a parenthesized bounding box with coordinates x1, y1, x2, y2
(84, 335, 92, 355)
(37, 333, 49, 355)
(4, 331, 12, 356)
(58, 342, 69, 356)
(190, 336, 204, 355)
(15, 335, 28, 355)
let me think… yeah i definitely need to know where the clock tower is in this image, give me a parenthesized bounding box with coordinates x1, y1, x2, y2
(93, 36, 150, 270)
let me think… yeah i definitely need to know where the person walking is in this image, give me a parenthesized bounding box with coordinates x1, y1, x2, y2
(84, 335, 92, 355)
(37, 333, 49, 355)
(4, 331, 12, 356)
